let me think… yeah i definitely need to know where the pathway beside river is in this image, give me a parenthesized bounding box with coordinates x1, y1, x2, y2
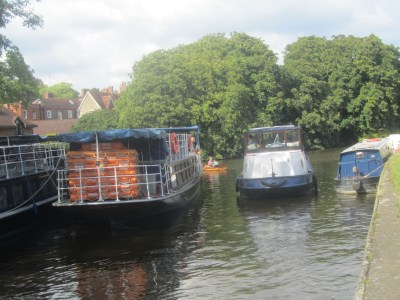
(355, 167, 400, 299)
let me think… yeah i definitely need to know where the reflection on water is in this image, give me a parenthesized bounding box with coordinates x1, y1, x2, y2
(0, 148, 374, 299)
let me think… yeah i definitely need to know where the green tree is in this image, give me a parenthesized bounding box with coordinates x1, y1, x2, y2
(0, 45, 41, 105)
(39, 82, 79, 98)
(283, 35, 400, 148)
(0, 0, 43, 55)
(71, 109, 119, 132)
(117, 33, 280, 157)
(0, 0, 43, 105)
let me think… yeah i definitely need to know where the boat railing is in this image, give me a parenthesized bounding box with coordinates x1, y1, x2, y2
(166, 133, 196, 161)
(57, 155, 201, 203)
(0, 142, 65, 179)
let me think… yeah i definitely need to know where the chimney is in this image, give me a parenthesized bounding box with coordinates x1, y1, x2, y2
(81, 89, 89, 97)
(120, 82, 127, 93)
(102, 86, 113, 94)
(44, 92, 54, 98)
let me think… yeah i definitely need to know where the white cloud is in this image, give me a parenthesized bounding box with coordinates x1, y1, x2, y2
(4, 0, 400, 93)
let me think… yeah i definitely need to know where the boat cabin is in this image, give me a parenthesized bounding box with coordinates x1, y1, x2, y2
(244, 125, 302, 153)
(336, 138, 392, 180)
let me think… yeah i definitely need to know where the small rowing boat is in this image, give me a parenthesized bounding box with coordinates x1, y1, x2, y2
(203, 164, 228, 173)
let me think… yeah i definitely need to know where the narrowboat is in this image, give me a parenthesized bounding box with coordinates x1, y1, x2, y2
(0, 135, 65, 239)
(334, 138, 392, 194)
(236, 125, 317, 199)
(53, 126, 202, 222)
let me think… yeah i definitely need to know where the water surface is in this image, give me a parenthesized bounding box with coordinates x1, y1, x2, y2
(0, 148, 374, 299)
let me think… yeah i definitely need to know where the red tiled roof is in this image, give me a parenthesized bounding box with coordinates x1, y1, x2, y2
(88, 91, 115, 109)
(32, 98, 80, 108)
(0, 109, 37, 128)
(32, 119, 78, 135)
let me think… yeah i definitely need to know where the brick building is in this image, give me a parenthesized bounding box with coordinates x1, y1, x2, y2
(0, 109, 37, 136)
(4, 93, 80, 121)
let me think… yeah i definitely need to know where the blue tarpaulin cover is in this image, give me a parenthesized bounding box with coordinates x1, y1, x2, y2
(56, 127, 200, 161)
(56, 128, 166, 143)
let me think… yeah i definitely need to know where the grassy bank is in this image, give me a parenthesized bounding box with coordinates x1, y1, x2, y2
(387, 152, 400, 214)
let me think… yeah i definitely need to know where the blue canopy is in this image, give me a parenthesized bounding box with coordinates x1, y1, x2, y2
(56, 128, 166, 143)
(56, 127, 200, 161)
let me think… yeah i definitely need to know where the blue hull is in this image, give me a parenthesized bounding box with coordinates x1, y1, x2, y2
(237, 174, 317, 199)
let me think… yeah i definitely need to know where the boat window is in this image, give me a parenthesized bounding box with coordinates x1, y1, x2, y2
(245, 133, 260, 151)
(286, 131, 300, 148)
(356, 152, 364, 159)
(264, 132, 286, 148)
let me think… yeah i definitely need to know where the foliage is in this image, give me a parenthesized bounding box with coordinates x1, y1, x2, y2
(0, 0, 43, 55)
(107, 34, 400, 157)
(0, 46, 40, 105)
(117, 33, 280, 157)
(39, 82, 79, 98)
(71, 109, 119, 132)
(283, 35, 400, 149)
(0, 0, 43, 105)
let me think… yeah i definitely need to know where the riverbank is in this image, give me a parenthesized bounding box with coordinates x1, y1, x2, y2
(354, 158, 400, 299)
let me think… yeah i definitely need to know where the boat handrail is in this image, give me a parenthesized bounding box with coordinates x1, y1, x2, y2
(7, 154, 65, 212)
(166, 133, 198, 161)
(57, 156, 200, 203)
(0, 142, 65, 179)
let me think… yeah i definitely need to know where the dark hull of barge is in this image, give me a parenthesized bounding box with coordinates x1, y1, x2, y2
(52, 174, 201, 222)
(0, 172, 60, 239)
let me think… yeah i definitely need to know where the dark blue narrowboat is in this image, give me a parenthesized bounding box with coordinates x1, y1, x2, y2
(236, 125, 317, 199)
(334, 138, 392, 194)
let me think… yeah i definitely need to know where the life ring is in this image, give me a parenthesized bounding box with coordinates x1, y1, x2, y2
(187, 134, 192, 150)
(170, 133, 179, 154)
(366, 138, 381, 142)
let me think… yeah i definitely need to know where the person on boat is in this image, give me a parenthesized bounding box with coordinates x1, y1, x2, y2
(247, 134, 259, 150)
(208, 157, 219, 168)
(190, 136, 198, 152)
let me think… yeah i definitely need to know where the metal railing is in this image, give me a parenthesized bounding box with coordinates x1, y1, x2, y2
(0, 142, 65, 179)
(57, 155, 202, 203)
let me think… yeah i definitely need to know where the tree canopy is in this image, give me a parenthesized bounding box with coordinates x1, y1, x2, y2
(73, 33, 400, 157)
(283, 34, 400, 148)
(71, 109, 119, 132)
(117, 33, 281, 157)
(0, 0, 43, 55)
(39, 82, 79, 99)
(0, 0, 43, 105)
(0, 45, 41, 105)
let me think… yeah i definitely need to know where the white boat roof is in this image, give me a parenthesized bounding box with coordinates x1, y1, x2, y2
(247, 125, 298, 133)
(341, 138, 390, 154)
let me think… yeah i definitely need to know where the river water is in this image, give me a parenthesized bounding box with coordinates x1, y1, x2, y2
(0, 148, 375, 299)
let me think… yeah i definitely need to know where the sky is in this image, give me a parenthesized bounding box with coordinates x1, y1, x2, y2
(4, 0, 400, 94)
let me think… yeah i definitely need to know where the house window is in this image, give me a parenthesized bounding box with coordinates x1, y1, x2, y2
(22, 110, 27, 119)
(68, 110, 73, 118)
(32, 112, 36, 119)
(58, 111, 62, 120)
(47, 110, 52, 119)
(14, 118, 23, 135)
